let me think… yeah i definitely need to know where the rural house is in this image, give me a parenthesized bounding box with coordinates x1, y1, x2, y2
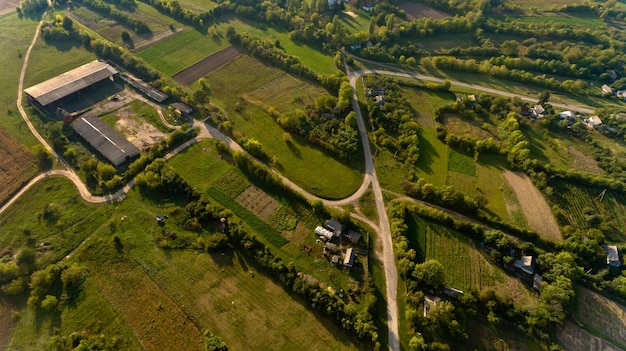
(324, 218, 346, 237)
(315, 226, 334, 241)
(514, 255, 535, 275)
(586, 116, 603, 129)
(343, 248, 355, 268)
(602, 245, 621, 267)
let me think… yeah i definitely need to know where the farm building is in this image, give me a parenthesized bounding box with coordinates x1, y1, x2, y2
(24, 60, 118, 108)
(602, 245, 621, 267)
(324, 218, 346, 237)
(171, 102, 193, 115)
(346, 230, 361, 244)
(343, 248, 355, 268)
(72, 116, 139, 166)
(514, 255, 535, 275)
(315, 226, 334, 240)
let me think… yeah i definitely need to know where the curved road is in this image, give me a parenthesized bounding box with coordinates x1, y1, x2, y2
(5, 13, 602, 351)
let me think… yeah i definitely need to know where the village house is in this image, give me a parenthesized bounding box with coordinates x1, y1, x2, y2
(532, 105, 546, 118)
(602, 84, 614, 96)
(514, 255, 535, 275)
(586, 115, 603, 129)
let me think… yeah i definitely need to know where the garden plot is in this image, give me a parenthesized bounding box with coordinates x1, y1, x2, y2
(397, 2, 450, 20)
(568, 146, 605, 175)
(235, 186, 279, 221)
(573, 287, 626, 349)
(557, 321, 621, 351)
(503, 171, 561, 242)
(0, 127, 37, 205)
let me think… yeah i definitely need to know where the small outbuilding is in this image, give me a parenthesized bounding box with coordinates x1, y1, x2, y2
(324, 219, 346, 237)
(171, 102, 193, 115)
(603, 245, 621, 267)
(315, 226, 334, 240)
(343, 248, 355, 268)
(514, 255, 535, 275)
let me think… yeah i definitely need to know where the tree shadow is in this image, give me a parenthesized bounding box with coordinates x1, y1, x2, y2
(208, 249, 235, 267)
(286, 141, 302, 159)
(416, 128, 439, 175)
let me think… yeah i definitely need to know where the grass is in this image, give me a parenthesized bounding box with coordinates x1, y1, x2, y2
(413, 126, 448, 186)
(447, 149, 476, 176)
(407, 211, 537, 309)
(167, 139, 233, 193)
(137, 29, 229, 76)
(207, 55, 363, 199)
(128, 100, 173, 133)
(494, 12, 606, 28)
(244, 73, 330, 113)
(0, 13, 46, 148)
(0, 176, 112, 267)
(176, 0, 220, 12)
(505, 0, 587, 11)
(208, 187, 289, 247)
(212, 169, 251, 197)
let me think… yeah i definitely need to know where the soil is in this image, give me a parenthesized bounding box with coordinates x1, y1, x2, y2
(502, 171, 562, 242)
(568, 146, 605, 175)
(0, 298, 16, 350)
(573, 287, 626, 348)
(0, 126, 37, 205)
(557, 321, 622, 351)
(397, 2, 450, 20)
(235, 186, 279, 221)
(115, 115, 166, 149)
(172, 46, 246, 86)
(0, 0, 19, 16)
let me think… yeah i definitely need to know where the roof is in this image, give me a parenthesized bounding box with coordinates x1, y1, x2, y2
(72, 116, 139, 166)
(25, 60, 117, 106)
(587, 116, 603, 126)
(171, 102, 192, 114)
(533, 105, 545, 114)
(559, 111, 575, 119)
(514, 255, 534, 275)
(315, 226, 334, 240)
(346, 230, 361, 244)
(343, 248, 355, 267)
(324, 219, 345, 236)
(603, 245, 621, 267)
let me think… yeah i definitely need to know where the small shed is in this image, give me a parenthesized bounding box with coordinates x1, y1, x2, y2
(346, 230, 361, 244)
(343, 248, 355, 268)
(315, 226, 334, 240)
(532, 105, 546, 117)
(423, 295, 441, 317)
(603, 245, 621, 267)
(324, 219, 346, 237)
(514, 255, 534, 275)
(602, 84, 614, 95)
(586, 116, 603, 128)
(171, 102, 193, 115)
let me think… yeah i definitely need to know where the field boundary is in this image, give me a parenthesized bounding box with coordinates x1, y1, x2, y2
(172, 45, 246, 86)
(503, 170, 561, 242)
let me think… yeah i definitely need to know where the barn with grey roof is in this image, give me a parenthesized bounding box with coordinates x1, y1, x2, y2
(73, 116, 139, 166)
(24, 60, 118, 107)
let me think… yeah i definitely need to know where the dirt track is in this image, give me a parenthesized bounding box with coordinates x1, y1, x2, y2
(172, 46, 246, 86)
(503, 171, 561, 242)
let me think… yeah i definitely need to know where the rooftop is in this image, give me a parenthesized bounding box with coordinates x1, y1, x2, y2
(24, 60, 118, 106)
(72, 116, 139, 166)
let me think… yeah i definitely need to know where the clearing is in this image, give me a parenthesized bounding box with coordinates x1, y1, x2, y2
(0, 127, 37, 205)
(397, 3, 450, 20)
(172, 46, 246, 86)
(502, 171, 561, 242)
(568, 146, 605, 175)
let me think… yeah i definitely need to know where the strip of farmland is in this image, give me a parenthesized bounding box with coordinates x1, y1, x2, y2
(172, 46, 246, 86)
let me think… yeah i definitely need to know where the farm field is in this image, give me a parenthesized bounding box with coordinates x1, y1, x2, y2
(503, 171, 562, 242)
(137, 29, 229, 76)
(406, 211, 537, 309)
(0, 13, 42, 148)
(244, 73, 330, 113)
(68, 2, 178, 47)
(397, 2, 450, 20)
(413, 126, 448, 186)
(173, 45, 246, 85)
(557, 321, 622, 351)
(572, 287, 626, 349)
(206, 55, 363, 199)
(0, 127, 37, 205)
(0, 177, 112, 266)
(507, 0, 588, 11)
(550, 182, 626, 242)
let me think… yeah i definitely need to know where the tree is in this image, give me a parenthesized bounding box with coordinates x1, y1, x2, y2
(538, 90, 550, 103)
(33, 145, 53, 170)
(41, 295, 58, 311)
(97, 162, 117, 181)
(411, 259, 445, 291)
(203, 330, 228, 351)
(62, 16, 73, 31)
(16, 248, 37, 274)
(501, 40, 519, 56)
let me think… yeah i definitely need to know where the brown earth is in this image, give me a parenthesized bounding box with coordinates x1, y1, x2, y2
(568, 146, 605, 175)
(172, 46, 246, 86)
(572, 287, 626, 349)
(0, 0, 19, 16)
(235, 186, 279, 221)
(0, 298, 16, 351)
(0, 126, 37, 206)
(557, 321, 622, 351)
(397, 2, 450, 20)
(502, 171, 562, 242)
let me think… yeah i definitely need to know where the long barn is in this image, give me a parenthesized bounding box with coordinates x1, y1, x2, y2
(24, 60, 118, 108)
(73, 116, 139, 166)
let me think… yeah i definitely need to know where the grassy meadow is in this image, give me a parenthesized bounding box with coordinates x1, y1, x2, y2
(0, 13, 43, 148)
(206, 55, 363, 199)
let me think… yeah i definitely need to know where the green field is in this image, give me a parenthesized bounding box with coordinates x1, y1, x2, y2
(0, 177, 112, 267)
(494, 13, 606, 28)
(206, 55, 363, 199)
(405, 210, 536, 309)
(0, 13, 47, 148)
(448, 149, 476, 176)
(414, 127, 448, 186)
(506, 0, 587, 11)
(137, 29, 229, 75)
(244, 73, 330, 113)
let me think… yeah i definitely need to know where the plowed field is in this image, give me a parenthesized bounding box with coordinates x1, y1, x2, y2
(0, 127, 37, 205)
(503, 171, 561, 242)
